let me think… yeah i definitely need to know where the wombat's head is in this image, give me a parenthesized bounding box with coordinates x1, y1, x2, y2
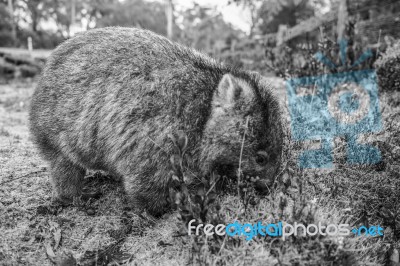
(200, 73, 283, 191)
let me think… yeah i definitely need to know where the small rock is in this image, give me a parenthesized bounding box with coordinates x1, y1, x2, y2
(55, 252, 77, 266)
(86, 208, 95, 216)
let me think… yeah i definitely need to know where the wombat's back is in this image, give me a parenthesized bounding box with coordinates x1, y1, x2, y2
(29, 27, 224, 170)
(29, 27, 284, 215)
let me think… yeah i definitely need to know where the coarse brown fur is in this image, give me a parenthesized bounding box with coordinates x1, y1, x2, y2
(29, 27, 283, 216)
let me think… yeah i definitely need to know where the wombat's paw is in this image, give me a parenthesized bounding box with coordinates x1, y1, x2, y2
(52, 191, 102, 207)
(80, 191, 103, 201)
(138, 210, 158, 225)
(253, 179, 273, 195)
(124, 197, 145, 215)
(125, 194, 167, 219)
(52, 195, 74, 207)
(146, 206, 169, 219)
(36, 204, 60, 215)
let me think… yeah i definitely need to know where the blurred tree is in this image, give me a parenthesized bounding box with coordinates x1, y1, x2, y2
(7, 0, 16, 44)
(165, 0, 174, 39)
(16, 0, 53, 33)
(38, 0, 82, 37)
(0, 1, 14, 46)
(0, 0, 181, 48)
(24, 0, 42, 32)
(7, 0, 67, 48)
(230, 0, 324, 35)
(229, 0, 263, 37)
(257, 0, 316, 35)
(94, 0, 170, 36)
(80, 0, 119, 30)
(348, 0, 399, 20)
(178, 3, 243, 53)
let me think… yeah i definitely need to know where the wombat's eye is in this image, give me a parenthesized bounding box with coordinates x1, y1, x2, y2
(255, 151, 269, 165)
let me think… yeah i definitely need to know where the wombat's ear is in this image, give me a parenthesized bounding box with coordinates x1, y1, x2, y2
(214, 74, 252, 109)
(215, 74, 236, 106)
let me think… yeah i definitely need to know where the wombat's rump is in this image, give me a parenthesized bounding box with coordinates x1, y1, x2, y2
(29, 27, 283, 215)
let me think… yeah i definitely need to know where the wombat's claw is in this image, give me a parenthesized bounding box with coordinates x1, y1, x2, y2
(253, 180, 271, 195)
(80, 191, 102, 201)
(139, 210, 157, 225)
(53, 196, 73, 206)
(53, 191, 101, 206)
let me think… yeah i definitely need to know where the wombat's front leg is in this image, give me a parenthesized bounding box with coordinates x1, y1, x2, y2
(123, 176, 169, 217)
(50, 156, 86, 204)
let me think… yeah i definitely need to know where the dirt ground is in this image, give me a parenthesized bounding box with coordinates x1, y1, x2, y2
(1, 79, 399, 266)
(0, 82, 188, 265)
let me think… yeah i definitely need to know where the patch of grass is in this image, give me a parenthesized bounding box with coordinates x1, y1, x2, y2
(0, 127, 11, 137)
(0, 148, 12, 154)
(164, 90, 399, 265)
(1, 96, 30, 112)
(1, 80, 399, 265)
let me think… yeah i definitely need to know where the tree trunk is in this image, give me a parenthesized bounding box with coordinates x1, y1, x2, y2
(31, 12, 38, 32)
(249, 4, 257, 38)
(70, 0, 76, 37)
(337, 0, 348, 41)
(165, 0, 173, 39)
(7, 0, 17, 45)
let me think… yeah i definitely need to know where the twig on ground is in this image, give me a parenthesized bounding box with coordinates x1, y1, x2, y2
(0, 169, 46, 186)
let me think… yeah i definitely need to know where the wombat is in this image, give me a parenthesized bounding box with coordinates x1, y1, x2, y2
(29, 27, 283, 216)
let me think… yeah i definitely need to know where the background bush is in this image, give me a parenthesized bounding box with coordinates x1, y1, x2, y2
(375, 42, 400, 91)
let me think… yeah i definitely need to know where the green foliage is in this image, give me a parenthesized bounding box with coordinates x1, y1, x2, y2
(257, 0, 316, 35)
(17, 28, 64, 49)
(0, 0, 171, 48)
(230, 0, 323, 35)
(1, 0, 245, 51)
(177, 4, 243, 52)
(18, 64, 40, 78)
(0, 57, 15, 80)
(264, 18, 378, 78)
(0, 0, 67, 48)
(168, 130, 222, 226)
(375, 42, 400, 91)
(167, 130, 226, 264)
(0, 2, 14, 47)
(165, 130, 368, 265)
(94, 0, 170, 36)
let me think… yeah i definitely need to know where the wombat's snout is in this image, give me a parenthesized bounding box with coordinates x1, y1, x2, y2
(241, 164, 277, 193)
(214, 163, 237, 178)
(253, 180, 271, 194)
